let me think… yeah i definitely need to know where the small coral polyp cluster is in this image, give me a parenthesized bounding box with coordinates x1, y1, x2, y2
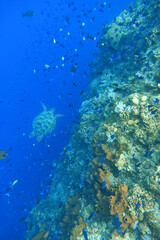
(26, 0, 160, 239)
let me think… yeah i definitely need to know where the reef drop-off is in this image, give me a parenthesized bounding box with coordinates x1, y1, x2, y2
(26, 0, 160, 239)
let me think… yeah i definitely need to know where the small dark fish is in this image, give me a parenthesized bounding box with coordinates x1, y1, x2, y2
(36, 196, 41, 205)
(114, 212, 122, 233)
(71, 65, 77, 72)
(72, 82, 78, 87)
(65, 16, 70, 23)
(69, 103, 74, 108)
(22, 10, 35, 17)
(96, 71, 103, 75)
(134, 162, 142, 169)
(87, 33, 94, 40)
(0, 150, 8, 160)
(80, 89, 84, 95)
(72, 120, 79, 124)
(108, 2, 112, 8)
(112, 83, 119, 87)
(80, 41, 84, 46)
(19, 217, 26, 222)
(91, 16, 95, 22)
(83, 228, 89, 240)
(113, 87, 122, 92)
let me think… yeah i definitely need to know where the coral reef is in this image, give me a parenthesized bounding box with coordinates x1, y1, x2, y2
(60, 193, 82, 239)
(26, 0, 160, 239)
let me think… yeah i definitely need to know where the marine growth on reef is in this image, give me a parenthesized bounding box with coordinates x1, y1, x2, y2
(26, 0, 160, 239)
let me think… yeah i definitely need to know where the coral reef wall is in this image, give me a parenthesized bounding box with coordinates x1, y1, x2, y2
(26, 0, 160, 239)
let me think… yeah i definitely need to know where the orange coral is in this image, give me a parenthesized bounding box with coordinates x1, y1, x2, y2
(85, 138, 137, 235)
(60, 193, 81, 239)
(107, 184, 135, 233)
(87, 161, 135, 234)
(70, 217, 85, 240)
(101, 144, 114, 160)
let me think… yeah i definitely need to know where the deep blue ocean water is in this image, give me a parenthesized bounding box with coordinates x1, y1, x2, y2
(0, 0, 135, 239)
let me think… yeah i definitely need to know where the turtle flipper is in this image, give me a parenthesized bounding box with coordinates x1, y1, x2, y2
(40, 102, 47, 111)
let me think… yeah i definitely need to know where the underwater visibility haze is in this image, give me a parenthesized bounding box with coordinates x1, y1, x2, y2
(1, 0, 160, 239)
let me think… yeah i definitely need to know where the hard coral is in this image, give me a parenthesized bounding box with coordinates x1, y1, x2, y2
(60, 193, 81, 239)
(70, 217, 85, 240)
(108, 184, 134, 233)
(86, 156, 136, 234)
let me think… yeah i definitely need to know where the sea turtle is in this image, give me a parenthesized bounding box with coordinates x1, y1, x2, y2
(29, 102, 63, 142)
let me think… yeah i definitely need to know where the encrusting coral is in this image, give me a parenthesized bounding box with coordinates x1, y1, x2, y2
(86, 139, 137, 235)
(59, 193, 82, 239)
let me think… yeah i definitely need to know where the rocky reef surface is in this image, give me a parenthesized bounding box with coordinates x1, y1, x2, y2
(26, 0, 160, 239)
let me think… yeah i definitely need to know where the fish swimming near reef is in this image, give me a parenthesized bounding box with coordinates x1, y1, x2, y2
(86, 211, 97, 221)
(83, 228, 89, 240)
(29, 102, 63, 142)
(31, 230, 49, 240)
(0, 150, 8, 160)
(22, 10, 35, 17)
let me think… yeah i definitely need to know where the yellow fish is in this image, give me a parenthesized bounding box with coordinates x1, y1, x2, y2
(44, 64, 50, 69)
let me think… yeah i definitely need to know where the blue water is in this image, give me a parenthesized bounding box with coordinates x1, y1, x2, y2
(0, 0, 134, 239)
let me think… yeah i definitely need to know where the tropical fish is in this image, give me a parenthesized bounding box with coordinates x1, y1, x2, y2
(142, 150, 154, 159)
(102, 180, 107, 189)
(11, 179, 18, 186)
(19, 217, 26, 222)
(22, 10, 35, 17)
(80, 89, 84, 95)
(134, 162, 142, 169)
(86, 211, 97, 221)
(44, 64, 50, 69)
(31, 230, 49, 240)
(0, 150, 8, 160)
(83, 228, 89, 240)
(114, 212, 122, 233)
